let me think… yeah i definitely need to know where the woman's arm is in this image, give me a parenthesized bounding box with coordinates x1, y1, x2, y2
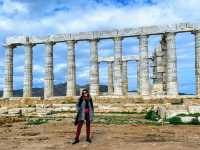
(90, 98, 94, 111)
(76, 97, 83, 112)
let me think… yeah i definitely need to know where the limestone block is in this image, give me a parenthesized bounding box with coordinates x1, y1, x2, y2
(188, 105, 200, 114)
(0, 107, 8, 114)
(166, 110, 188, 119)
(21, 108, 36, 114)
(180, 116, 194, 123)
(8, 108, 22, 115)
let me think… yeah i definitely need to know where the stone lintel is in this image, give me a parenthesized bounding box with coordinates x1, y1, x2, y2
(5, 23, 199, 45)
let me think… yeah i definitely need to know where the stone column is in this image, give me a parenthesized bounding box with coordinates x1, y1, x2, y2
(151, 45, 164, 95)
(137, 60, 140, 94)
(3, 44, 15, 98)
(160, 36, 167, 94)
(44, 41, 54, 99)
(166, 32, 178, 95)
(108, 61, 113, 95)
(66, 40, 76, 96)
(23, 43, 34, 97)
(89, 39, 99, 96)
(122, 61, 128, 95)
(194, 30, 200, 96)
(113, 36, 123, 95)
(139, 35, 150, 96)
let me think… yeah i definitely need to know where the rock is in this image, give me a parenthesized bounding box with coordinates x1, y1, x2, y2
(188, 105, 200, 114)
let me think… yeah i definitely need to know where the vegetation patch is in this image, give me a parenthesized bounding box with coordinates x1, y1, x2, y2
(26, 118, 48, 125)
(167, 116, 183, 125)
(145, 110, 160, 121)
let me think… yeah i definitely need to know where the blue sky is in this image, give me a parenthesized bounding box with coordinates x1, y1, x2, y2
(0, 0, 199, 94)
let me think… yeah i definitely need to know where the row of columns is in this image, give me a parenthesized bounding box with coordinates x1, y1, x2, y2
(3, 31, 200, 98)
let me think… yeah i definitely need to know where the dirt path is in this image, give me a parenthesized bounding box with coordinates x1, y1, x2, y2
(0, 117, 200, 150)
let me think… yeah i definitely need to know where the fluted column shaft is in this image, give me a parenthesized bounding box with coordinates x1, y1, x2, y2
(89, 39, 99, 96)
(44, 42, 54, 99)
(195, 30, 200, 96)
(23, 44, 34, 97)
(139, 35, 150, 96)
(108, 61, 113, 95)
(137, 61, 140, 94)
(66, 40, 76, 96)
(166, 32, 178, 95)
(122, 61, 128, 95)
(3, 45, 15, 98)
(113, 36, 123, 95)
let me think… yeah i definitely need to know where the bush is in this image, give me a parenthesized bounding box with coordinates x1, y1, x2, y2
(168, 116, 182, 125)
(145, 110, 160, 121)
(191, 117, 200, 125)
(27, 118, 48, 125)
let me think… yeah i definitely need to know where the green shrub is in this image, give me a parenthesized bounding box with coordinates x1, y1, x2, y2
(168, 116, 182, 125)
(27, 118, 48, 125)
(145, 110, 160, 121)
(191, 117, 200, 125)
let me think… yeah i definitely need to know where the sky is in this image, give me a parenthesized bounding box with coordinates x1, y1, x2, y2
(0, 0, 199, 94)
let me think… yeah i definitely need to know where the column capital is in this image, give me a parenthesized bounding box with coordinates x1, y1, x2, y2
(3, 44, 17, 49)
(24, 42, 36, 48)
(90, 38, 100, 42)
(138, 34, 149, 39)
(191, 30, 200, 35)
(45, 41, 55, 46)
(66, 40, 76, 45)
(113, 36, 123, 41)
(165, 32, 176, 37)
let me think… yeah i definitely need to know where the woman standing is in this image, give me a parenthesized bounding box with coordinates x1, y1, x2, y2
(72, 89, 94, 144)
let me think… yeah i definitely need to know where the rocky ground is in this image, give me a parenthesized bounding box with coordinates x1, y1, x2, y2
(0, 114, 200, 150)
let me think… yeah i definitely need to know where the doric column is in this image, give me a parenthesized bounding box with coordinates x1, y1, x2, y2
(108, 61, 113, 95)
(66, 40, 76, 96)
(89, 39, 99, 96)
(3, 44, 15, 98)
(44, 41, 54, 99)
(122, 61, 128, 95)
(113, 36, 123, 95)
(151, 45, 164, 95)
(139, 35, 150, 96)
(165, 32, 178, 95)
(137, 60, 140, 94)
(194, 30, 200, 96)
(23, 43, 34, 97)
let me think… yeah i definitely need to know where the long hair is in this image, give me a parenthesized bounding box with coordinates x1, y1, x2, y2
(81, 89, 91, 99)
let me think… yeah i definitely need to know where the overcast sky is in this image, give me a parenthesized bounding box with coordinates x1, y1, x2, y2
(0, 0, 199, 94)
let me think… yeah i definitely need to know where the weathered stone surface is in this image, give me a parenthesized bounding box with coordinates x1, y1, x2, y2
(44, 42, 54, 98)
(23, 43, 34, 97)
(188, 105, 200, 113)
(180, 116, 194, 123)
(113, 36, 123, 95)
(66, 40, 76, 96)
(90, 39, 99, 96)
(6, 23, 199, 44)
(0, 107, 8, 114)
(139, 35, 150, 96)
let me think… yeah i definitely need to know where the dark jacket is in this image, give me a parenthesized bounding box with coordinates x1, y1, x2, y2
(76, 96, 94, 122)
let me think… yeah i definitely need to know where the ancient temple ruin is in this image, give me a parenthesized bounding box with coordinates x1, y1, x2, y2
(2, 23, 200, 99)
